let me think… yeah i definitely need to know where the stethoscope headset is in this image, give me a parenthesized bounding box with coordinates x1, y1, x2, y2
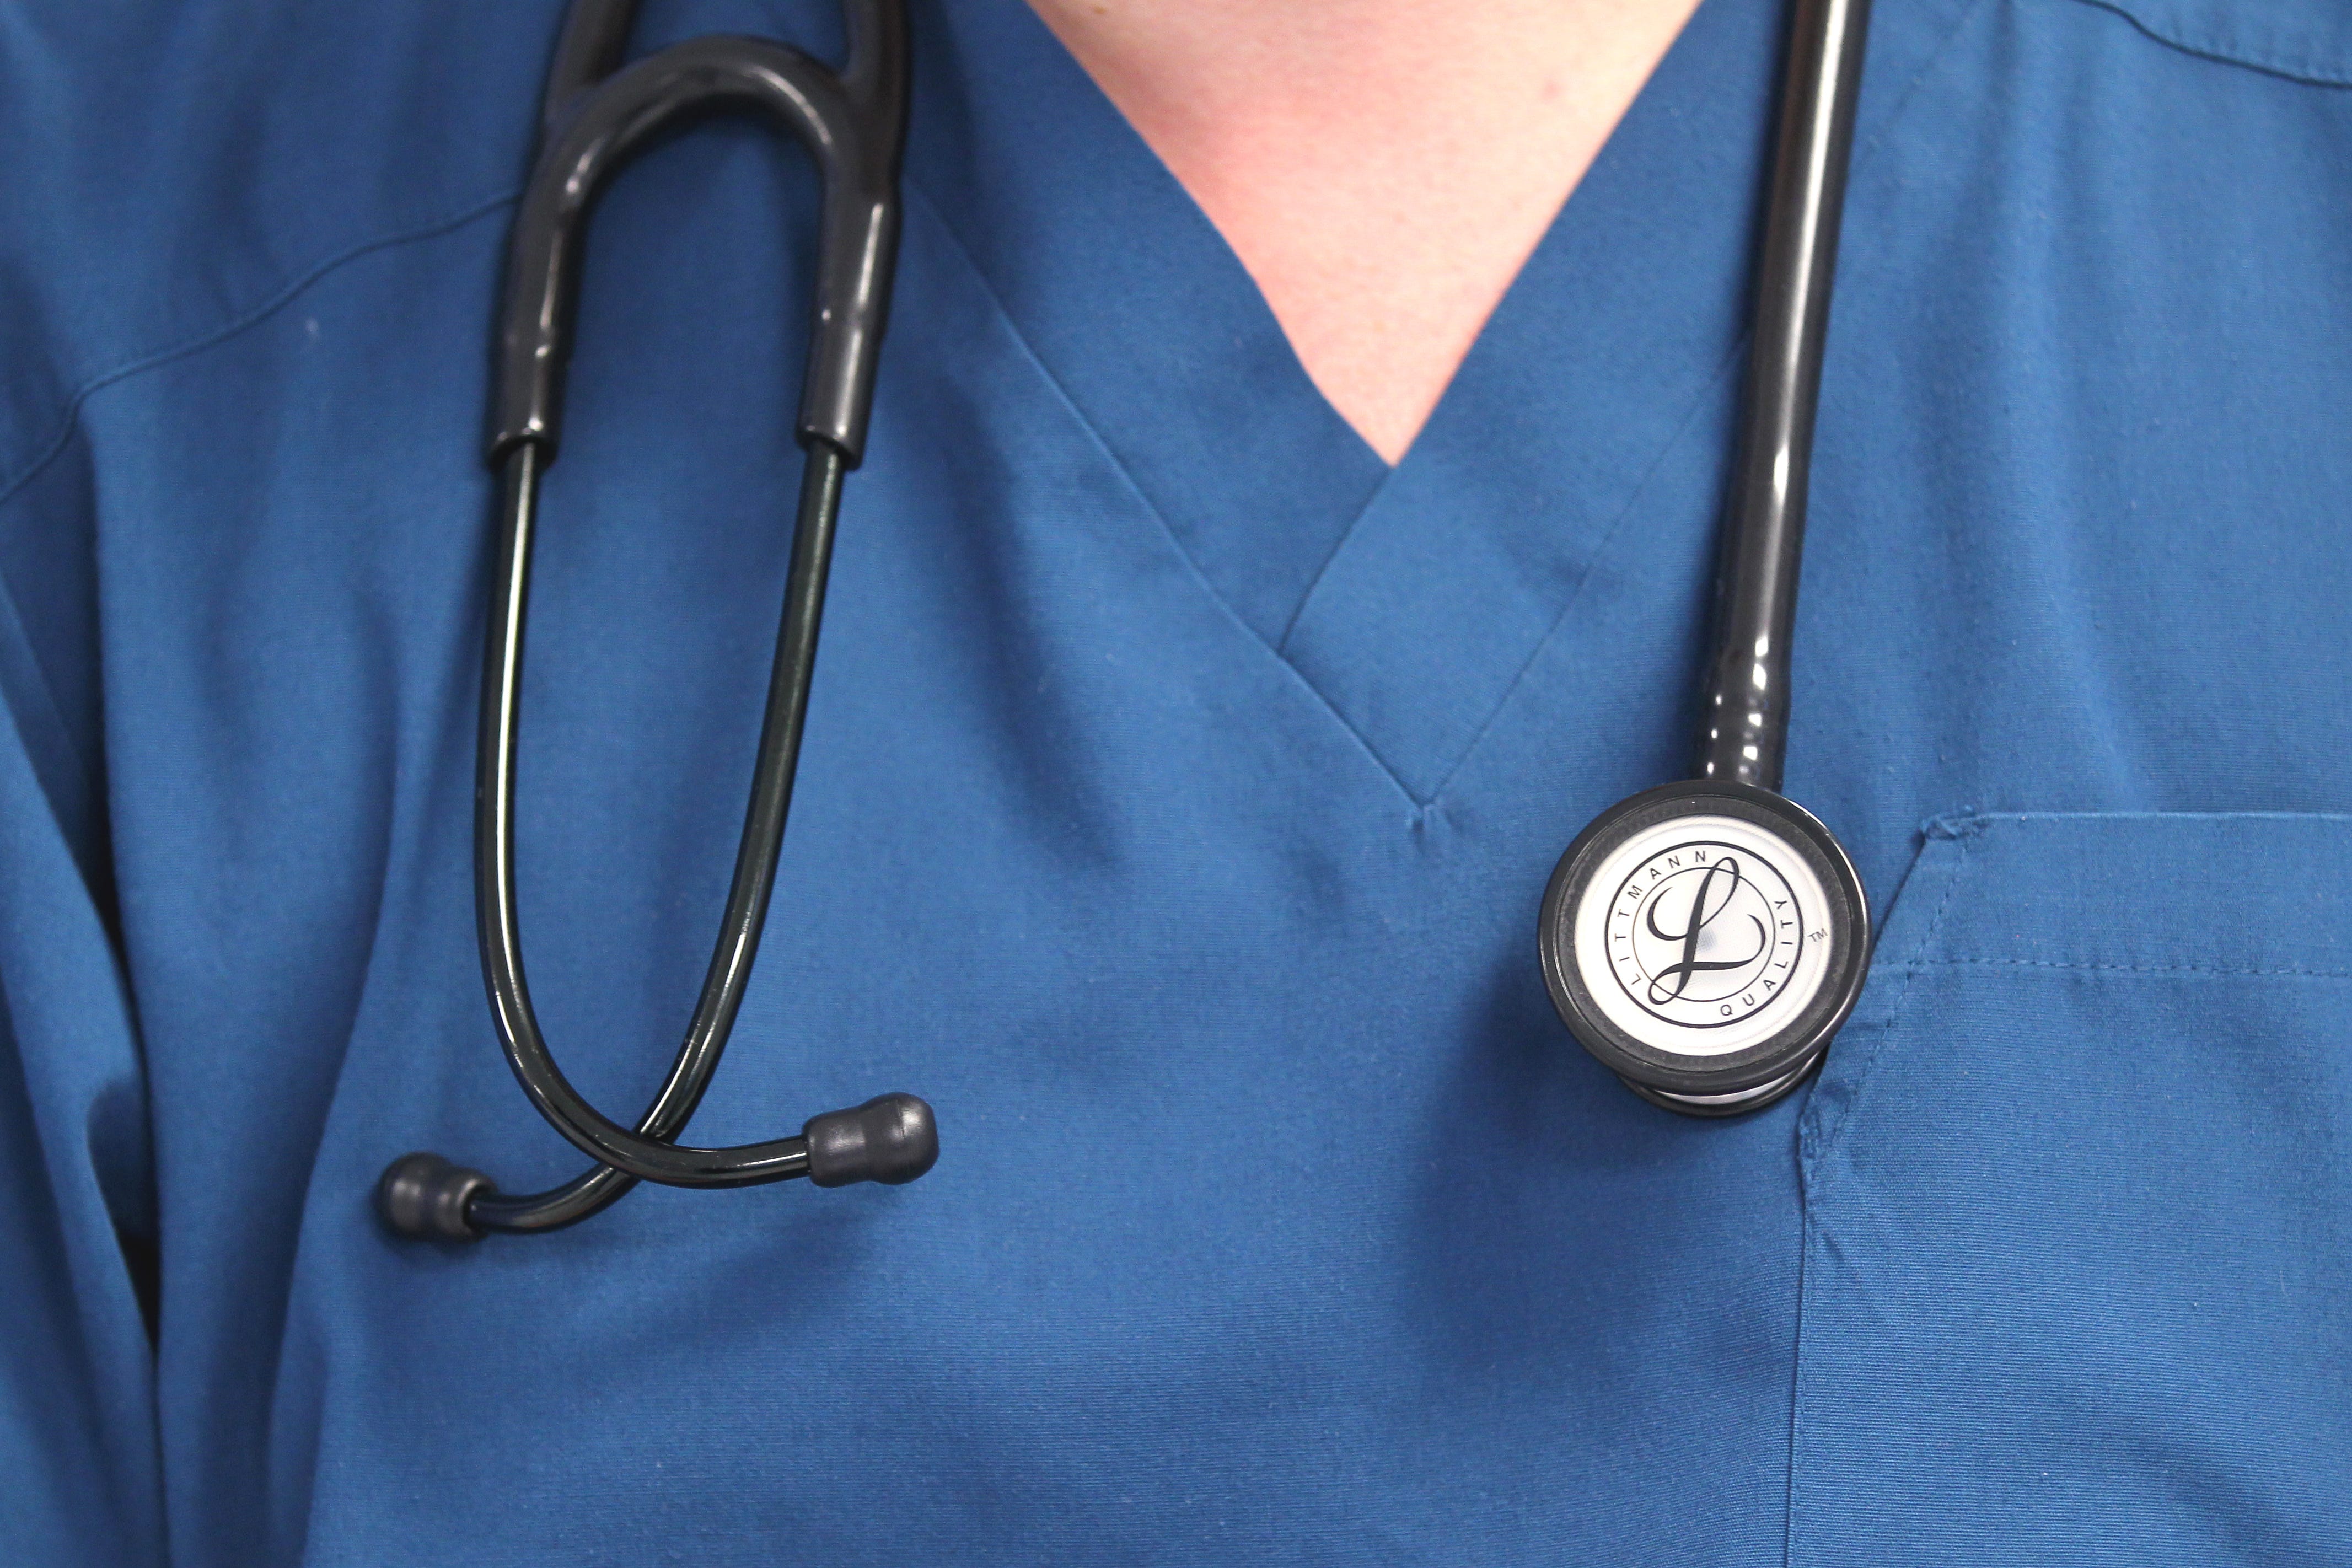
(379, 0, 1873, 1242)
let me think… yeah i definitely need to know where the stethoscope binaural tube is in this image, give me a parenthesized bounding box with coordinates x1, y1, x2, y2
(1538, 0, 1876, 1117)
(377, 0, 936, 1242)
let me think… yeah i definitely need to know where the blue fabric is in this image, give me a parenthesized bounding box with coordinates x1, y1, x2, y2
(1, 0, 2349, 1562)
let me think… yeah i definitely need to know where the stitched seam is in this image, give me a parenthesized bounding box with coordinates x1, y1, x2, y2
(898, 177, 1422, 810)
(1930, 955, 2352, 979)
(1851, 0, 2004, 170)
(1274, 455, 1399, 657)
(2050, 0, 2352, 89)
(1785, 825, 1969, 1566)
(1812, 830, 1969, 1162)
(1979, 809, 2352, 828)
(1422, 350, 1742, 804)
(0, 189, 521, 517)
(0, 545, 99, 883)
(0, 189, 516, 918)
(1782, 1175, 1809, 1568)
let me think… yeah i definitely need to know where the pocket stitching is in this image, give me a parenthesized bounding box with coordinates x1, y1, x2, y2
(1787, 830, 1973, 1568)
(1806, 829, 1973, 1164)
(1933, 955, 2352, 980)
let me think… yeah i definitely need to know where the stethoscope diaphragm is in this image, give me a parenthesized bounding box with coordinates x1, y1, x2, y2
(1539, 782, 1870, 1116)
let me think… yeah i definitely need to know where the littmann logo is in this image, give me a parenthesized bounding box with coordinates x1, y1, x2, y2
(1606, 842, 1814, 1029)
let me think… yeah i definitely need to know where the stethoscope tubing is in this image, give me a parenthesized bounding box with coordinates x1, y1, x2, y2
(377, 0, 923, 1239)
(474, 441, 842, 1202)
(1697, 0, 1871, 792)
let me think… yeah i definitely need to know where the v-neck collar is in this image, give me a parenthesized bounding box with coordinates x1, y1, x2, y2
(904, 0, 1388, 651)
(904, 0, 1966, 804)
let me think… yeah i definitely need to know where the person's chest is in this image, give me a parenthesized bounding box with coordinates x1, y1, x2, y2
(76, 0, 2352, 1560)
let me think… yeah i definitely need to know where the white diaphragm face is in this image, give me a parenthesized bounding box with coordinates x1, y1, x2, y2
(1570, 812, 1836, 1059)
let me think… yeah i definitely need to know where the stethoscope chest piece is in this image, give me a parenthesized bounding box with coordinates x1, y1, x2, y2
(1540, 782, 1868, 1116)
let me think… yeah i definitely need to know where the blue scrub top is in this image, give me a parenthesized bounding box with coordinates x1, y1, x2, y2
(4, 0, 2351, 1562)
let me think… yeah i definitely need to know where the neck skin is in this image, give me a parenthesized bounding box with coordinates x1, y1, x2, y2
(1027, 0, 1705, 464)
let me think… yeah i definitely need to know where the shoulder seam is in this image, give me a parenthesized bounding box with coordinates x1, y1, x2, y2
(2052, 0, 2352, 89)
(0, 187, 520, 516)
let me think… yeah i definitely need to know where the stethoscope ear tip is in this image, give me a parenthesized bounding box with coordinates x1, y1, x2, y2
(377, 1152, 495, 1242)
(803, 1093, 938, 1188)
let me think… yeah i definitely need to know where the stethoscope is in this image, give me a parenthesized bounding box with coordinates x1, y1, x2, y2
(1539, 0, 1874, 1116)
(379, 0, 935, 1241)
(379, 0, 1870, 1243)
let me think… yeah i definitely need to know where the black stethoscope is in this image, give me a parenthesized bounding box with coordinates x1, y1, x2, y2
(379, 0, 1871, 1242)
(1539, 0, 1874, 1117)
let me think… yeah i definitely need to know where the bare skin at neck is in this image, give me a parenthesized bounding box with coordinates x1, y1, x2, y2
(1027, 0, 1704, 464)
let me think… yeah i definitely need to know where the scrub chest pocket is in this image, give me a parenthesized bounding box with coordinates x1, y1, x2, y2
(1790, 813, 2352, 1564)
